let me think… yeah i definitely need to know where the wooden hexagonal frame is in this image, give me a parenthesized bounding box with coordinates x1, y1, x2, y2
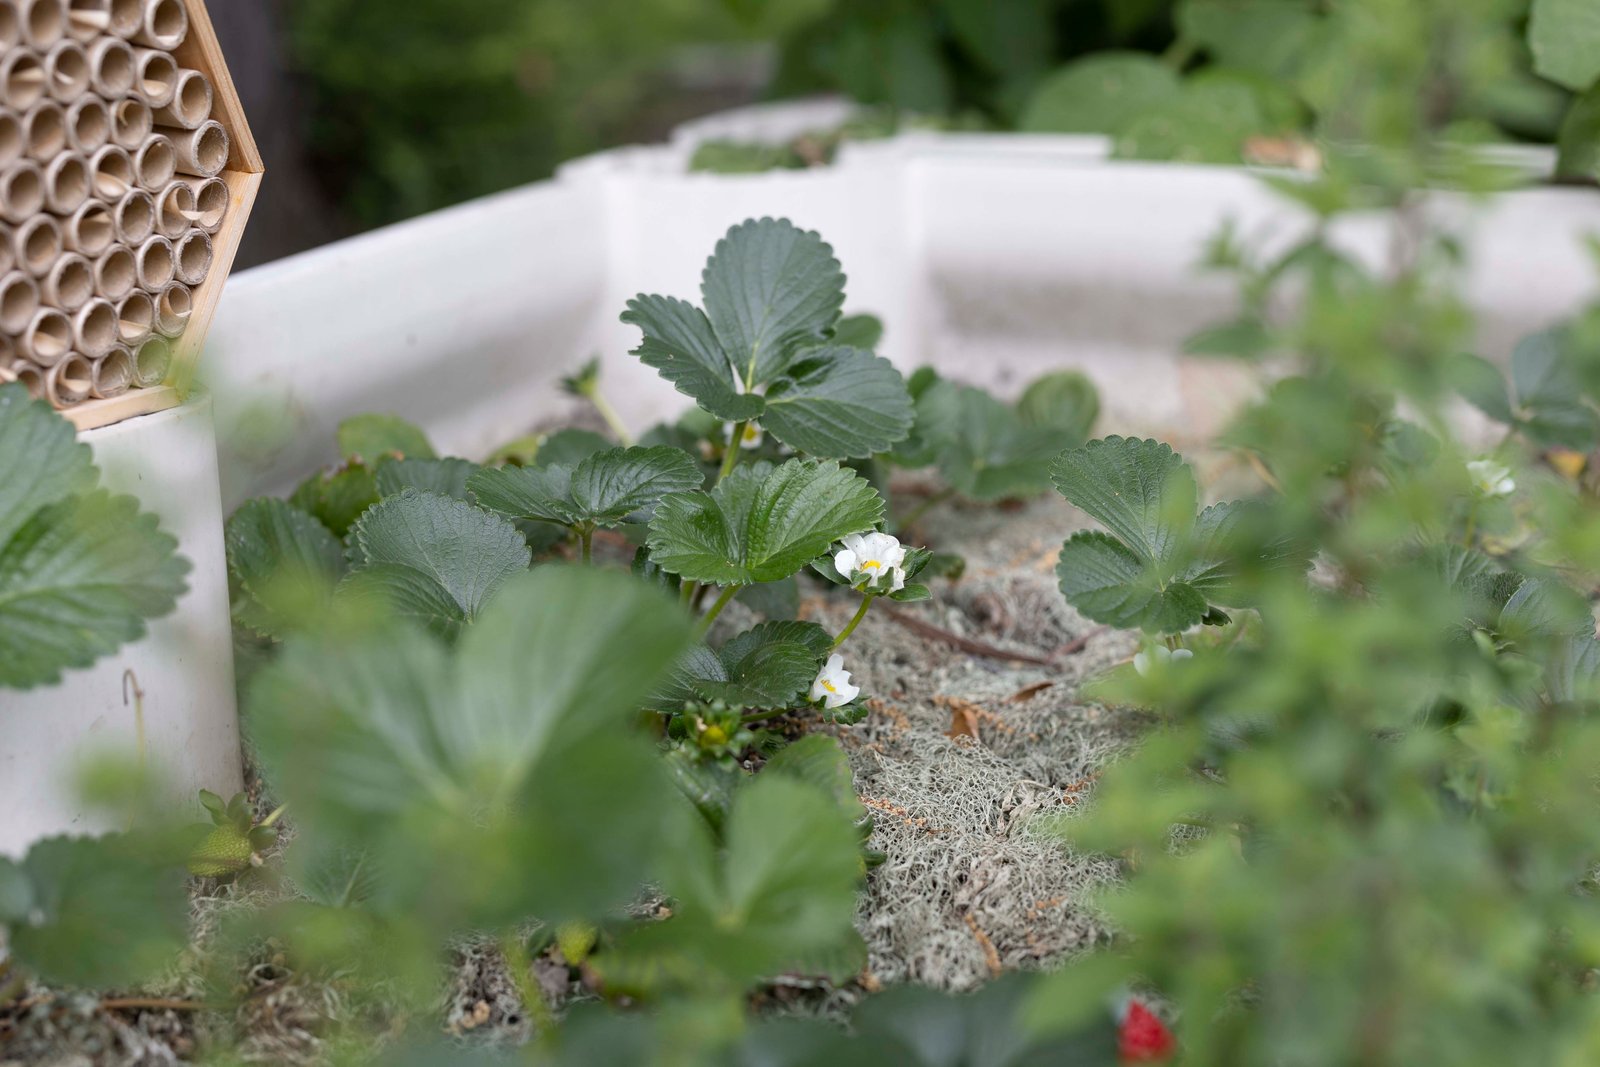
(65, 0, 261, 432)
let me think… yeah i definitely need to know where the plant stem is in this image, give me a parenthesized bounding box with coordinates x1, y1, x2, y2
(588, 389, 633, 446)
(896, 487, 954, 532)
(579, 526, 593, 564)
(1462, 502, 1478, 549)
(741, 706, 796, 725)
(698, 586, 739, 635)
(832, 594, 876, 649)
(717, 422, 747, 484)
(500, 932, 556, 1039)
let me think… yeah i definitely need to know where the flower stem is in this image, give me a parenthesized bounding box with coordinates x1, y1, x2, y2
(589, 389, 633, 446)
(698, 585, 739, 636)
(896, 487, 954, 533)
(832, 594, 876, 650)
(717, 422, 747, 484)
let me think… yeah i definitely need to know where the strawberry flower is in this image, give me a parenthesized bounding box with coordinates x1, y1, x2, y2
(834, 531, 909, 593)
(810, 653, 860, 709)
(1467, 458, 1514, 497)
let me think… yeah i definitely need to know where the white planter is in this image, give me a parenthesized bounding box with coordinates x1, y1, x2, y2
(0, 397, 242, 857)
(204, 102, 1600, 506)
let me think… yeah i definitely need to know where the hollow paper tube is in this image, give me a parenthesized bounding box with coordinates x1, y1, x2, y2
(114, 287, 150, 343)
(0, 225, 12, 275)
(12, 360, 44, 398)
(91, 242, 133, 300)
(104, 0, 135, 37)
(63, 196, 112, 256)
(0, 160, 46, 221)
(130, 0, 181, 49)
(65, 0, 107, 40)
(153, 279, 188, 337)
(71, 296, 115, 355)
(89, 343, 132, 397)
(13, 213, 60, 276)
(0, 50, 46, 111)
(43, 39, 88, 102)
(106, 186, 153, 243)
(42, 151, 88, 214)
(45, 351, 91, 405)
(158, 121, 226, 178)
(173, 228, 208, 285)
(153, 68, 210, 129)
(22, 99, 64, 161)
(17, 0, 63, 48)
(0, 1, 18, 50)
(132, 132, 173, 190)
(21, 306, 70, 365)
(88, 142, 133, 199)
(130, 46, 174, 107)
(179, 174, 226, 233)
(132, 331, 166, 386)
(0, 111, 21, 170)
(65, 95, 109, 153)
(87, 36, 134, 97)
(152, 178, 191, 237)
(43, 252, 93, 311)
(0, 270, 40, 332)
(110, 95, 150, 150)
(133, 233, 171, 290)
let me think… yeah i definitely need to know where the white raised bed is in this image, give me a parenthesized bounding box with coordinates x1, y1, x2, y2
(8, 100, 1600, 850)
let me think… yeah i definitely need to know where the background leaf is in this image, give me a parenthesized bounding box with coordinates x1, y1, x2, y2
(337, 413, 436, 462)
(1020, 53, 1180, 133)
(226, 498, 345, 637)
(0, 383, 95, 548)
(1051, 436, 1197, 562)
(376, 457, 480, 501)
(1530, 0, 1600, 92)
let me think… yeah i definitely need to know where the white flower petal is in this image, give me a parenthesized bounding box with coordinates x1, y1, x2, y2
(834, 548, 858, 577)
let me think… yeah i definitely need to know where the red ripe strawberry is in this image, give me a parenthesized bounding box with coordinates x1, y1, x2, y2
(1119, 1000, 1176, 1063)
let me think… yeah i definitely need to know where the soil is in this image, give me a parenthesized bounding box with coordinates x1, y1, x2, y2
(0, 488, 1142, 1065)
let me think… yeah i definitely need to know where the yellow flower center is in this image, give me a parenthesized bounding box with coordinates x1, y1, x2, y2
(823, 680, 838, 693)
(863, 560, 882, 570)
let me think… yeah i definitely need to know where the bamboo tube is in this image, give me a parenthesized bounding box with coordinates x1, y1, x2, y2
(130, 0, 182, 49)
(65, 0, 107, 40)
(63, 197, 113, 255)
(132, 131, 173, 190)
(14, 215, 60, 277)
(109, 95, 150, 149)
(0, 160, 46, 221)
(105, 186, 153, 243)
(132, 232, 171, 290)
(114, 287, 150, 343)
(152, 178, 190, 237)
(104, 0, 135, 37)
(157, 121, 226, 178)
(131, 331, 166, 385)
(22, 100, 64, 161)
(0, 111, 21, 170)
(0, 271, 40, 332)
(45, 352, 91, 405)
(64, 96, 109, 153)
(17, 0, 63, 48)
(0, 50, 46, 111)
(12, 360, 45, 398)
(0, 224, 12, 276)
(152, 279, 187, 337)
(42, 251, 91, 309)
(172, 228, 208, 285)
(88, 142, 133, 198)
(86, 36, 134, 97)
(88, 343, 132, 397)
(153, 69, 209, 129)
(42, 150, 88, 214)
(71, 296, 115, 355)
(130, 46, 174, 107)
(179, 174, 226, 233)
(21, 307, 70, 365)
(0, 0, 18, 50)
(43, 39, 88, 102)
(91, 242, 132, 299)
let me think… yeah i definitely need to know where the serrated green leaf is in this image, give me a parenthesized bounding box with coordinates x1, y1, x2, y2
(710, 620, 832, 708)
(289, 462, 380, 538)
(762, 346, 914, 458)
(1547, 635, 1600, 705)
(534, 428, 613, 469)
(225, 498, 346, 637)
(338, 563, 472, 640)
(1052, 436, 1197, 562)
(248, 567, 693, 928)
(349, 490, 531, 625)
(337, 413, 436, 462)
(1057, 530, 1209, 633)
(1016, 370, 1099, 443)
(0, 489, 189, 688)
(1020, 53, 1180, 134)
(647, 459, 884, 585)
(623, 294, 763, 421)
(7, 834, 187, 987)
(701, 217, 846, 386)
(0, 384, 95, 548)
(468, 463, 579, 525)
(569, 446, 705, 524)
(376, 457, 480, 501)
(832, 313, 884, 350)
(1530, 0, 1600, 92)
